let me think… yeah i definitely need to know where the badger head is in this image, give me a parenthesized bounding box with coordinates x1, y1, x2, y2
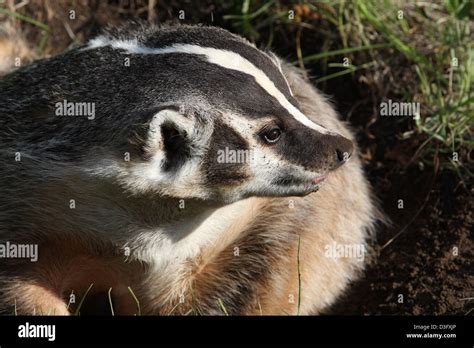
(87, 26, 353, 203)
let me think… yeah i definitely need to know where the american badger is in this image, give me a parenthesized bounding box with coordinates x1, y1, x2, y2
(0, 24, 377, 315)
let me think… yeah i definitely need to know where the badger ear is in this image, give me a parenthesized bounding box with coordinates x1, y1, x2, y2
(144, 108, 195, 171)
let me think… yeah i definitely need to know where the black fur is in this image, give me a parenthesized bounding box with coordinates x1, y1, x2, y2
(161, 122, 192, 171)
(0, 26, 292, 165)
(202, 120, 249, 186)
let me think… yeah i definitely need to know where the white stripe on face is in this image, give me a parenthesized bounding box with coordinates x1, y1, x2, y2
(267, 51, 294, 97)
(85, 37, 332, 135)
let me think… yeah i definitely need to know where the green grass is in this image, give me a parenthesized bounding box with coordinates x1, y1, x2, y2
(217, 298, 229, 315)
(296, 236, 302, 315)
(0, 7, 51, 32)
(107, 288, 115, 316)
(350, 0, 473, 175)
(72, 285, 140, 316)
(0, 6, 51, 54)
(220, 0, 473, 176)
(73, 283, 94, 316)
(127, 286, 141, 316)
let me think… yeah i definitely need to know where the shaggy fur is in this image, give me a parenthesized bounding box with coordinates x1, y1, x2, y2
(0, 24, 380, 315)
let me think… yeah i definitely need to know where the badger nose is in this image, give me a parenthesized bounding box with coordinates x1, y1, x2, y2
(328, 135, 354, 170)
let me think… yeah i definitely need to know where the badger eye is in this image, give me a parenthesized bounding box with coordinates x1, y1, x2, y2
(262, 127, 282, 143)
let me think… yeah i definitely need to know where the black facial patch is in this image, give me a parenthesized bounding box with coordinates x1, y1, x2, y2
(137, 26, 294, 103)
(277, 126, 328, 171)
(202, 120, 250, 186)
(0, 25, 298, 167)
(148, 54, 285, 120)
(270, 118, 353, 172)
(125, 106, 183, 162)
(271, 175, 299, 186)
(161, 122, 192, 172)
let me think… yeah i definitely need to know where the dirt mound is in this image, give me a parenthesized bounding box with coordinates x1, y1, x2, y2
(330, 170, 473, 315)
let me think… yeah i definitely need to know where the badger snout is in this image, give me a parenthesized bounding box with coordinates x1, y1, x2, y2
(297, 131, 354, 173)
(323, 133, 354, 170)
(260, 128, 355, 198)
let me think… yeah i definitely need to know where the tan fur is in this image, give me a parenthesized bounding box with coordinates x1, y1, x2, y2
(0, 58, 377, 315)
(140, 65, 378, 315)
(0, 22, 35, 76)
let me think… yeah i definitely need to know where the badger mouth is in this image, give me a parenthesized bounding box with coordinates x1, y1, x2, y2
(270, 174, 327, 197)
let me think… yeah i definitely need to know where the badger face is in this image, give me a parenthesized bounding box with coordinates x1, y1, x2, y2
(202, 111, 353, 203)
(89, 26, 353, 203)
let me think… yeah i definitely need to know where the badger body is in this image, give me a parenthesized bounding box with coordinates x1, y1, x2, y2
(0, 24, 377, 315)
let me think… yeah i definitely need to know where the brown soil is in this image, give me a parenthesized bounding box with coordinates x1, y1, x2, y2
(321, 56, 474, 315)
(329, 169, 473, 315)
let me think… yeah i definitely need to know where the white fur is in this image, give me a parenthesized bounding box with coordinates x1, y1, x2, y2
(220, 113, 323, 200)
(124, 109, 212, 198)
(126, 198, 256, 269)
(85, 38, 333, 135)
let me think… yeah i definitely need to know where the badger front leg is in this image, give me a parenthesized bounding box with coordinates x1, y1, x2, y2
(0, 277, 70, 315)
(0, 246, 141, 316)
